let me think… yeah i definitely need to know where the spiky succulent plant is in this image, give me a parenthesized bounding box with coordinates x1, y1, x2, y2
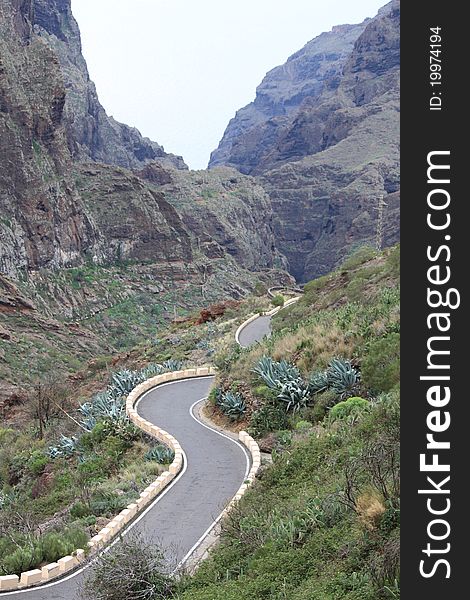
(277, 379, 310, 413)
(48, 435, 79, 458)
(253, 356, 301, 390)
(308, 370, 329, 395)
(144, 444, 175, 464)
(326, 358, 360, 398)
(217, 391, 246, 420)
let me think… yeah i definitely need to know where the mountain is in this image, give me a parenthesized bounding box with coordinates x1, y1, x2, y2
(209, 20, 369, 173)
(0, 0, 291, 401)
(210, 0, 400, 281)
(33, 0, 187, 171)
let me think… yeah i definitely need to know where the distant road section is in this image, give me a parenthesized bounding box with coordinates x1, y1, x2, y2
(237, 314, 272, 348)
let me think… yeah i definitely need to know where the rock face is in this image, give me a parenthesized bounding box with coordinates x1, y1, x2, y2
(33, 0, 187, 171)
(0, 0, 98, 276)
(209, 20, 369, 173)
(0, 0, 291, 399)
(210, 1, 400, 281)
(0, 0, 282, 281)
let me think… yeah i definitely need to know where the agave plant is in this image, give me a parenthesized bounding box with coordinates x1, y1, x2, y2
(144, 444, 175, 464)
(161, 359, 183, 372)
(109, 369, 144, 398)
(79, 391, 126, 430)
(253, 356, 300, 390)
(140, 363, 165, 379)
(277, 379, 310, 413)
(217, 391, 246, 420)
(308, 370, 329, 395)
(48, 435, 79, 459)
(326, 358, 360, 398)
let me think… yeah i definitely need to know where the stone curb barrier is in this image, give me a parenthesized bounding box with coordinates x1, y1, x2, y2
(0, 367, 217, 592)
(1, 328, 267, 592)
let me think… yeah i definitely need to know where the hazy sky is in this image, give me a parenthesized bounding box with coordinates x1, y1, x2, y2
(71, 0, 386, 170)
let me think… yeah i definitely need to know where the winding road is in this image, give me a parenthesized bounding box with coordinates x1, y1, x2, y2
(237, 314, 272, 348)
(237, 290, 302, 348)
(1, 377, 249, 599)
(2, 296, 293, 597)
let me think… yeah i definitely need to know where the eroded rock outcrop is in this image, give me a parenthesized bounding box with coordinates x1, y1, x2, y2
(33, 0, 187, 171)
(0, 0, 292, 397)
(210, 1, 400, 281)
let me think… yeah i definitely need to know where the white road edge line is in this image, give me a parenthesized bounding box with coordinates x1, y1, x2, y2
(1, 375, 249, 596)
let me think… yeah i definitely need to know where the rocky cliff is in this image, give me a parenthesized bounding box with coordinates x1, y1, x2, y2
(210, 1, 400, 281)
(0, 0, 284, 280)
(33, 0, 187, 171)
(209, 19, 369, 173)
(0, 0, 291, 396)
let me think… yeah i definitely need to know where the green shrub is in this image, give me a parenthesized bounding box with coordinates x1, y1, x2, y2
(1, 546, 43, 576)
(362, 333, 400, 394)
(70, 501, 92, 519)
(253, 385, 277, 401)
(304, 390, 338, 423)
(295, 420, 312, 431)
(329, 397, 369, 422)
(77, 454, 108, 482)
(249, 404, 290, 437)
(90, 493, 128, 517)
(208, 386, 223, 405)
(271, 294, 285, 308)
(27, 451, 49, 476)
(41, 527, 88, 563)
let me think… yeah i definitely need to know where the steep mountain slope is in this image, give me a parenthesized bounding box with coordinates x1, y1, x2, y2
(33, 0, 187, 170)
(210, 1, 400, 281)
(209, 20, 369, 173)
(0, 0, 291, 401)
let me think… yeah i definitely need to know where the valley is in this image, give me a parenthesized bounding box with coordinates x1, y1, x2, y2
(1, 0, 400, 598)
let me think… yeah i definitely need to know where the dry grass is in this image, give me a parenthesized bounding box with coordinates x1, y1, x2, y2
(356, 490, 386, 531)
(272, 322, 356, 374)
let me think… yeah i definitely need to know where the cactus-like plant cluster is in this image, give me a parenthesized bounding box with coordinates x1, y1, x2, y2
(277, 380, 310, 413)
(51, 361, 184, 458)
(253, 356, 301, 390)
(144, 444, 175, 464)
(48, 435, 79, 458)
(253, 356, 308, 413)
(216, 391, 246, 420)
(326, 358, 360, 398)
(252, 356, 360, 413)
(307, 371, 329, 395)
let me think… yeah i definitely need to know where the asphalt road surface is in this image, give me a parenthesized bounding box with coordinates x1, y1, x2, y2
(237, 314, 272, 348)
(2, 376, 249, 599)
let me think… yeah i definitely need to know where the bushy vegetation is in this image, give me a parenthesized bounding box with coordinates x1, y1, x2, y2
(0, 524, 88, 576)
(177, 391, 400, 600)
(1, 244, 400, 595)
(0, 361, 181, 575)
(271, 294, 285, 308)
(82, 532, 175, 600)
(182, 246, 400, 599)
